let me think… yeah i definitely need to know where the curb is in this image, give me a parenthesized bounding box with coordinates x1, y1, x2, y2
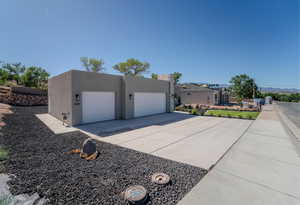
(275, 103, 300, 157)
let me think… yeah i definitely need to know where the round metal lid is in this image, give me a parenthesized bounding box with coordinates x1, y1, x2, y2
(124, 185, 147, 204)
(151, 172, 170, 185)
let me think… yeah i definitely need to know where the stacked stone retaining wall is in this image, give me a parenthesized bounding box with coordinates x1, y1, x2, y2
(0, 86, 47, 106)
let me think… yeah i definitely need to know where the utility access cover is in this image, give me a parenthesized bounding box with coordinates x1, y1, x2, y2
(151, 172, 170, 185)
(123, 185, 148, 204)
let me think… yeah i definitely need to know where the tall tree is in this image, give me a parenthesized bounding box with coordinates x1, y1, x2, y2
(151, 73, 158, 79)
(2, 62, 26, 85)
(173, 72, 182, 84)
(113, 58, 150, 76)
(22, 67, 50, 89)
(0, 69, 9, 85)
(80, 57, 105, 72)
(229, 74, 258, 102)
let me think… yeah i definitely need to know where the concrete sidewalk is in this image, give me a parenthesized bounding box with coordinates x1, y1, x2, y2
(178, 105, 300, 205)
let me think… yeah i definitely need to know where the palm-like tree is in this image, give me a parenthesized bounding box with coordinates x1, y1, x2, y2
(80, 57, 105, 73)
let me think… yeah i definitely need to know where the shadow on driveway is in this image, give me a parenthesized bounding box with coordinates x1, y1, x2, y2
(76, 112, 196, 137)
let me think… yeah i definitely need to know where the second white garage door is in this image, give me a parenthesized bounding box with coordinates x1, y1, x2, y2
(134, 92, 166, 117)
(82, 91, 115, 123)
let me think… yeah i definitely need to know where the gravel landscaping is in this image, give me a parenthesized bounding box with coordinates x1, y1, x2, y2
(0, 106, 207, 205)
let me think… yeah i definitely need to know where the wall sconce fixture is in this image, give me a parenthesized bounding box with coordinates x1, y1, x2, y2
(74, 94, 81, 105)
(75, 94, 80, 101)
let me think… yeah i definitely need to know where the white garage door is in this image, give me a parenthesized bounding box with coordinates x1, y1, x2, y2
(82, 92, 115, 123)
(134, 92, 166, 117)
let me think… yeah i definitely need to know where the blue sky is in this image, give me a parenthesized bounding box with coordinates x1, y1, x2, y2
(0, 0, 299, 88)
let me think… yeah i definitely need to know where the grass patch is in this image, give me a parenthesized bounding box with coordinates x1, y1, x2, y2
(205, 110, 259, 119)
(0, 147, 8, 161)
(189, 108, 198, 115)
(0, 194, 13, 205)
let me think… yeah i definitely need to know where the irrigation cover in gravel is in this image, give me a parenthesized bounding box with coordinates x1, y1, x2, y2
(0, 106, 207, 205)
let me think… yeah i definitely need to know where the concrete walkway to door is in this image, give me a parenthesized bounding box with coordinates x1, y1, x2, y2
(178, 105, 300, 205)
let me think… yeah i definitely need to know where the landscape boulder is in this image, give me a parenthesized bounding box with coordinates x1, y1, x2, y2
(82, 138, 97, 156)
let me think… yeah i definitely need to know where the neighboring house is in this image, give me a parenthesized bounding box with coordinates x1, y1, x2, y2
(48, 70, 174, 126)
(175, 84, 229, 105)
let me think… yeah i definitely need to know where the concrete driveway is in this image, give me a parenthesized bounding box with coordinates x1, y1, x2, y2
(38, 112, 252, 170)
(37, 112, 252, 170)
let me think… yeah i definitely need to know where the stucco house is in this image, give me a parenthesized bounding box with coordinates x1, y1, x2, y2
(48, 70, 174, 126)
(175, 84, 229, 105)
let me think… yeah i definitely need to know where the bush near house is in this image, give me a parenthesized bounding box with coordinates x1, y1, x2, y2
(0, 61, 49, 90)
(0, 147, 8, 161)
(205, 109, 259, 119)
(261, 92, 300, 103)
(190, 108, 198, 115)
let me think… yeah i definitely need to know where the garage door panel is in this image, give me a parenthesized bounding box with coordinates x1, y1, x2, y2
(82, 92, 115, 123)
(134, 92, 166, 117)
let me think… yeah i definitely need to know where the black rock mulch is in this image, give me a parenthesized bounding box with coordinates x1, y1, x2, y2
(0, 106, 207, 205)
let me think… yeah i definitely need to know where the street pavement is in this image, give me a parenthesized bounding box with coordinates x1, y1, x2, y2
(277, 102, 300, 128)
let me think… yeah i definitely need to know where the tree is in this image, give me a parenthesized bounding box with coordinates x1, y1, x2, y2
(22, 66, 50, 89)
(151, 73, 158, 79)
(0, 69, 9, 85)
(173, 72, 182, 84)
(113, 58, 150, 76)
(2, 62, 26, 85)
(262, 92, 300, 102)
(229, 74, 258, 102)
(80, 57, 105, 72)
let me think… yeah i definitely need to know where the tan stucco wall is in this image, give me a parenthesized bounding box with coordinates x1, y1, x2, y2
(48, 71, 72, 124)
(180, 90, 217, 105)
(49, 70, 172, 125)
(158, 74, 174, 112)
(70, 70, 123, 125)
(123, 75, 170, 119)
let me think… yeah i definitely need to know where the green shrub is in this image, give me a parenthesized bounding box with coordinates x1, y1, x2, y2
(0, 194, 13, 205)
(188, 105, 192, 109)
(247, 114, 253, 120)
(0, 147, 8, 161)
(227, 113, 232, 118)
(190, 109, 198, 115)
(217, 114, 222, 117)
(237, 114, 242, 119)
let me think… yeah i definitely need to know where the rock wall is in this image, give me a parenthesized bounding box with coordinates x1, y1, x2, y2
(0, 86, 48, 106)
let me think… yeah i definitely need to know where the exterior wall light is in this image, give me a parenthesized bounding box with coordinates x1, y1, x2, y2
(74, 94, 80, 105)
(129, 94, 133, 100)
(75, 94, 80, 101)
